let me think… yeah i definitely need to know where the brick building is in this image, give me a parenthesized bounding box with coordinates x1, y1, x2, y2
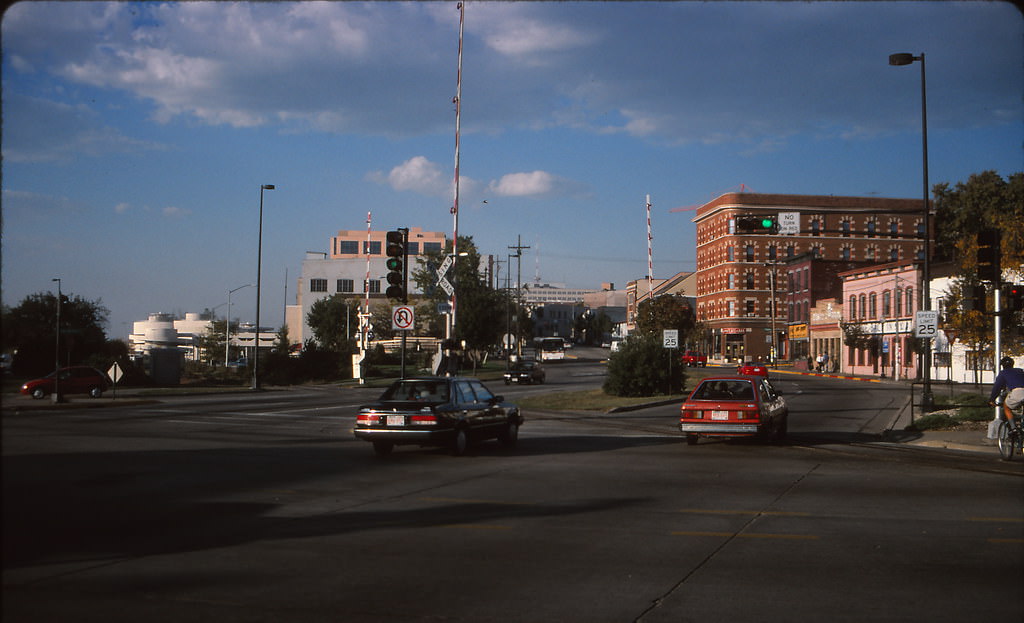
(693, 192, 927, 362)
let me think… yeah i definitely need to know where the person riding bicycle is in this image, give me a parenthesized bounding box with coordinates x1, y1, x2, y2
(988, 356, 1024, 425)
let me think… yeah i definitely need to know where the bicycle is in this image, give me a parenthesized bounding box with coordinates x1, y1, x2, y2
(995, 398, 1023, 461)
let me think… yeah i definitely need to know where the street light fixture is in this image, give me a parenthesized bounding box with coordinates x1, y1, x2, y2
(226, 283, 254, 368)
(253, 184, 275, 390)
(889, 51, 933, 409)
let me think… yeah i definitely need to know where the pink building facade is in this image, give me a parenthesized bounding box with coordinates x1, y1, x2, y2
(839, 261, 922, 379)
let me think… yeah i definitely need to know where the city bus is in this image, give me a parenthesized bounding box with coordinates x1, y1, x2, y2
(537, 337, 565, 362)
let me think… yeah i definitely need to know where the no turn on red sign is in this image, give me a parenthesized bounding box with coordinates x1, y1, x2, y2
(391, 305, 415, 331)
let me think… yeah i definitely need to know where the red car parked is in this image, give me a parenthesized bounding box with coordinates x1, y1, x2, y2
(20, 366, 111, 400)
(679, 375, 788, 445)
(736, 362, 769, 376)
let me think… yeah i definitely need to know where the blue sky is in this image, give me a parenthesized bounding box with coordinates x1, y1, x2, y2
(2, 1, 1021, 339)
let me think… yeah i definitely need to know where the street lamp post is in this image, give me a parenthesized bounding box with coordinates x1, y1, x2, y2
(226, 283, 254, 368)
(889, 52, 933, 409)
(51, 278, 62, 403)
(253, 184, 275, 390)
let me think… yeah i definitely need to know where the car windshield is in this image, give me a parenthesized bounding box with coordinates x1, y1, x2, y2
(380, 380, 450, 403)
(691, 380, 755, 401)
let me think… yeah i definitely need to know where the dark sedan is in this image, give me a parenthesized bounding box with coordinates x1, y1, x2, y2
(504, 360, 545, 385)
(353, 376, 523, 456)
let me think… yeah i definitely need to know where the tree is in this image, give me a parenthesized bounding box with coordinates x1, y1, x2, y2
(2, 292, 110, 376)
(574, 309, 614, 346)
(307, 294, 361, 351)
(634, 295, 698, 342)
(933, 170, 1024, 357)
(411, 235, 505, 368)
(603, 333, 685, 396)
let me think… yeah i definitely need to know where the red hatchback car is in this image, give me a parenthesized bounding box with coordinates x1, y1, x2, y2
(679, 375, 788, 445)
(20, 366, 111, 400)
(736, 362, 768, 376)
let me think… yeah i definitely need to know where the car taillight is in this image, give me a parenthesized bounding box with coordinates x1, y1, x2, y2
(356, 413, 379, 425)
(681, 408, 703, 420)
(410, 414, 438, 425)
(737, 410, 760, 421)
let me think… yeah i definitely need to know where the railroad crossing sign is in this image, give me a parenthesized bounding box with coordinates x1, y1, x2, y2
(436, 254, 455, 297)
(438, 276, 454, 297)
(391, 305, 415, 331)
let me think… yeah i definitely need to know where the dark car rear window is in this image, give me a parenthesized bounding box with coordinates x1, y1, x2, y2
(381, 381, 450, 402)
(692, 380, 755, 401)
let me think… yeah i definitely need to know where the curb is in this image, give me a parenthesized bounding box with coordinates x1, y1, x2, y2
(772, 369, 884, 383)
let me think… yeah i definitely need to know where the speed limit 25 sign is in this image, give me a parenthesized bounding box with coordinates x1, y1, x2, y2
(914, 310, 938, 338)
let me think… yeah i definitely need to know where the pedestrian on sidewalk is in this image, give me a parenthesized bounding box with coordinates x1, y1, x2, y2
(986, 356, 1024, 441)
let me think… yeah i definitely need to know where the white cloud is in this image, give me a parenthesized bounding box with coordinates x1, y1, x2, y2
(114, 203, 131, 214)
(369, 156, 447, 197)
(489, 171, 562, 198)
(162, 206, 191, 218)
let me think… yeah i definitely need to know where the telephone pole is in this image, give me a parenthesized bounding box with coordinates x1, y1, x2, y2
(508, 235, 530, 357)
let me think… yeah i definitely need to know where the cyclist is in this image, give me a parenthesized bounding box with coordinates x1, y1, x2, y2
(988, 356, 1024, 425)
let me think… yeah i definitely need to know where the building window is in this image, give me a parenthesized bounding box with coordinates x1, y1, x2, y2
(867, 219, 877, 238)
(841, 220, 851, 237)
(883, 290, 891, 317)
(338, 240, 359, 254)
(423, 242, 442, 253)
(728, 218, 736, 234)
(727, 246, 735, 262)
(745, 273, 755, 289)
(859, 294, 867, 318)
(787, 245, 795, 258)
(363, 241, 382, 255)
(407, 242, 420, 255)
(916, 221, 925, 238)
(869, 293, 877, 319)
(812, 245, 823, 259)
(849, 295, 857, 320)
(916, 246, 925, 261)
(889, 221, 899, 237)
(365, 279, 381, 294)
(841, 246, 852, 261)
(728, 300, 736, 317)
(788, 301, 794, 322)
(745, 245, 754, 262)
(866, 246, 876, 261)
(895, 287, 903, 316)
(768, 245, 777, 260)
(889, 247, 899, 262)
(906, 287, 914, 314)
(337, 279, 354, 293)
(811, 219, 821, 236)
(746, 300, 755, 315)
(310, 278, 328, 293)
(728, 273, 735, 289)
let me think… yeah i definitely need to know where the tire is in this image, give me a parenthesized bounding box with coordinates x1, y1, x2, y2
(771, 414, 788, 443)
(997, 421, 1017, 461)
(89, 387, 104, 398)
(31, 388, 47, 400)
(686, 434, 699, 445)
(499, 420, 519, 448)
(372, 441, 394, 457)
(451, 428, 469, 456)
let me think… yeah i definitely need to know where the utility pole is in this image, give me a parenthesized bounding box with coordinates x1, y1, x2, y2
(508, 235, 530, 357)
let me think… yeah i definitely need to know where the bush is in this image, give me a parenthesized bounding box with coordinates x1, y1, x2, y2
(603, 333, 685, 397)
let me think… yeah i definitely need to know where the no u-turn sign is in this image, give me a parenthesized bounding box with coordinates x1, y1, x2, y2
(391, 305, 415, 331)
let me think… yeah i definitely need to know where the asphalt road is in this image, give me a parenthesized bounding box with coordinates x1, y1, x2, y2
(3, 362, 1022, 622)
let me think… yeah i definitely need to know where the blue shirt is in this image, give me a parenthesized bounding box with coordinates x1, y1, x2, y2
(990, 367, 1024, 401)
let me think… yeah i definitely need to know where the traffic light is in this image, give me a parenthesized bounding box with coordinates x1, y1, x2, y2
(976, 229, 1001, 283)
(385, 229, 407, 301)
(735, 215, 778, 234)
(1004, 284, 1024, 312)
(962, 284, 987, 312)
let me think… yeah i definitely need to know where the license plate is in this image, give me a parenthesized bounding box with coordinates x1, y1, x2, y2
(711, 410, 729, 420)
(387, 415, 405, 426)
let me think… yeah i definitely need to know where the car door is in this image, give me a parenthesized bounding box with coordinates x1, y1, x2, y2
(468, 379, 504, 430)
(453, 380, 488, 431)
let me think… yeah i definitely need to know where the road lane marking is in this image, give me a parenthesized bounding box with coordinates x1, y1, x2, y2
(671, 531, 818, 540)
(678, 509, 812, 517)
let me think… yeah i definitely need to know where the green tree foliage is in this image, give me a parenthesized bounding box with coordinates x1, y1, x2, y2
(307, 294, 362, 351)
(411, 235, 505, 366)
(603, 333, 685, 397)
(2, 292, 110, 376)
(574, 310, 614, 346)
(934, 170, 1024, 275)
(934, 170, 1024, 356)
(634, 295, 699, 343)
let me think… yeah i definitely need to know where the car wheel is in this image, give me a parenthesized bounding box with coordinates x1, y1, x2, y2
(31, 388, 46, 400)
(89, 387, 104, 398)
(372, 441, 394, 457)
(451, 428, 469, 456)
(499, 420, 519, 448)
(770, 415, 788, 443)
(686, 434, 699, 445)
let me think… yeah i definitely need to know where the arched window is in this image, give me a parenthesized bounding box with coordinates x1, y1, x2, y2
(859, 294, 867, 318)
(745, 245, 754, 262)
(745, 273, 754, 289)
(895, 287, 903, 316)
(849, 295, 857, 320)
(883, 290, 891, 317)
(869, 293, 877, 319)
